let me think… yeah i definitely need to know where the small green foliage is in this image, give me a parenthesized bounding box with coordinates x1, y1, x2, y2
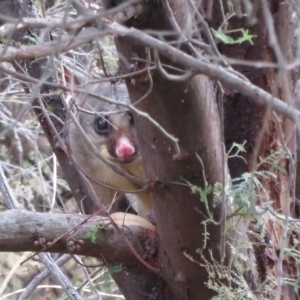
(228, 148, 287, 217)
(71, 275, 81, 287)
(184, 142, 296, 298)
(182, 178, 214, 217)
(107, 264, 123, 275)
(84, 224, 105, 243)
(257, 150, 287, 173)
(230, 171, 272, 210)
(0, 38, 23, 47)
(211, 28, 257, 45)
(24, 33, 39, 45)
(103, 265, 123, 286)
(226, 141, 246, 162)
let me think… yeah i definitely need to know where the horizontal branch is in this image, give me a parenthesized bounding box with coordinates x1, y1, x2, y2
(0, 209, 156, 266)
(1, 22, 298, 124)
(0, 0, 145, 33)
(108, 22, 300, 124)
(0, 27, 104, 62)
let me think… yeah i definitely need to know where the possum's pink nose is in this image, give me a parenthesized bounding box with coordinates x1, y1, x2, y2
(116, 136, 135, 160)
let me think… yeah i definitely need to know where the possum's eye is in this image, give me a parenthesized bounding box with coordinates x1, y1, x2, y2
(94, 117, 109, 134)
(127, 112, 135, 126)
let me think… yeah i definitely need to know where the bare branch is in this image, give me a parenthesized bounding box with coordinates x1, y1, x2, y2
(0, 10, 297, 128)
(0, 27, 103, 62)
(0, 209, 156, 264)
(107, 21, 300, 124)
(18, 254, 72, 300)
(0, 163, 82, 300)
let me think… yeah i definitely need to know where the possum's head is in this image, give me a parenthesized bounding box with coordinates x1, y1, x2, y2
(75, 82, 139, 164)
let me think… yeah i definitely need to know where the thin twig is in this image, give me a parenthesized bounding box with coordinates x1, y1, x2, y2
(18, 255, 72, 300)
(106, 21, 300, 126)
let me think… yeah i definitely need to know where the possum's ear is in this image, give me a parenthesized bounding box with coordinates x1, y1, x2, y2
(60, 65, 83, 89)
(60, 65, 93, 108)
(59, 65, 78, 108)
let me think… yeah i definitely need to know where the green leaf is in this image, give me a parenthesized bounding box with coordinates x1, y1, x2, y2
(84, 224, 105, 243)
(211, 28, 235, 44)
(211, 28, 256, 45)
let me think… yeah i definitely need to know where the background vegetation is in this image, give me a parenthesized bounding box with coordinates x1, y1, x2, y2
(0, 0, 300, 299)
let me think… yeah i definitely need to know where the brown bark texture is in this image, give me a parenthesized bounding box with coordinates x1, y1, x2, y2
(114, 2, 225, 299)
(0, 1, 166, 299)
(0, 209, 153, 264)
(204, 0, 298, 298)
(0, 0, 299, 299)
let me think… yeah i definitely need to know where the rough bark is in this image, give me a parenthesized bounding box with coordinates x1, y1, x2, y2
(0, 1, 167, 299)
(113, 0, 226, 298)
(0, 0, 299, 299)
(204, 0, 298, 297)
(0, 209, 153, 264)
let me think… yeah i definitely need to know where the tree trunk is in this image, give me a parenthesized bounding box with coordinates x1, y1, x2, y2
(204, 0, 298, 298)
(0, 0, 299, 299)
(113, 1, 226, 298)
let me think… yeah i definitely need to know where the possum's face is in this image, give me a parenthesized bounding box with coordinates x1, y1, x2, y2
(76, 83, 139, 164)
(91, 110, 139, 163)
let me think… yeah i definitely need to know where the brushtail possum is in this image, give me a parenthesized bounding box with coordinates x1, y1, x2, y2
(67, 82, 151, 217)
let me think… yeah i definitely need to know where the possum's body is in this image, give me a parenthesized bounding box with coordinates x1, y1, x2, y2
(67, 82, 151, 217)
